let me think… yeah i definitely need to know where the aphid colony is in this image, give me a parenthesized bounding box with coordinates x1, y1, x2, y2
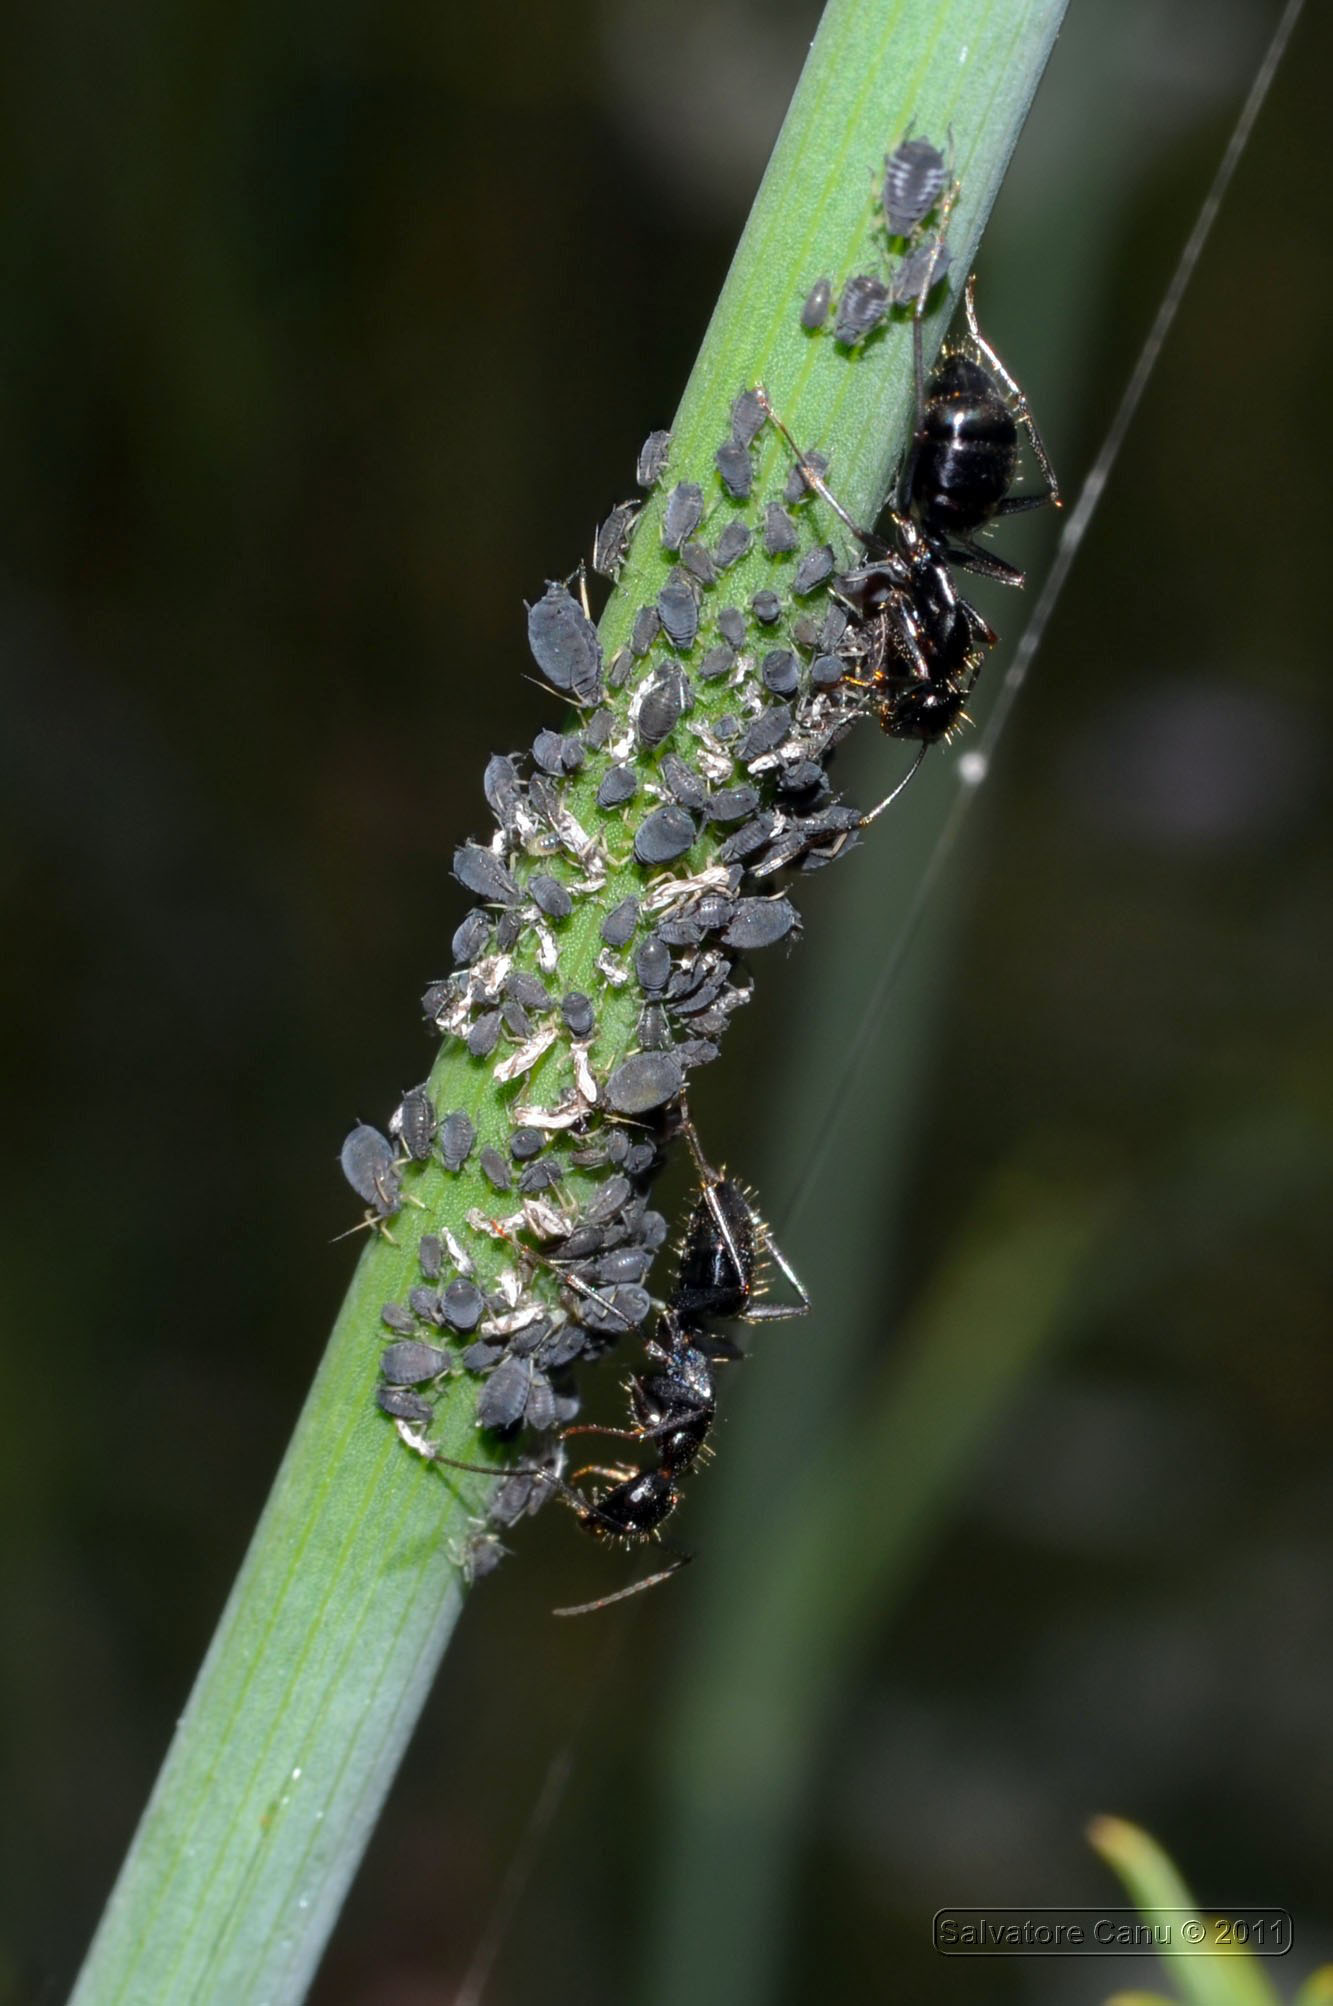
(339, 127, 1057, 1607)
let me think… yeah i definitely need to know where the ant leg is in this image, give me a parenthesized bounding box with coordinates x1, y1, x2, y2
(675, 1098, 753, 1304)
(566, 1461, 639, 1488)
(897, 172, 959, 512)
(741, 1216, 811, 1322)
(962, 275, 1062, 507)
(676, 1096, 809, 1322)
(859, 743, 929, 826)
(553, 1549, 693, 1618)
(753, 388, 882, 554)
(941, 538, 1027, 587)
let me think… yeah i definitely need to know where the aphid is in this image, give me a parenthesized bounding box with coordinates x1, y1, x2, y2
(715, 439, 753, 500)
(800, 276, 832, 330)
(784, 449, 828, 506)
(381, 1340, 451, 1385)
(630, 604, 661, 657)
(525, 575, 603, 706)
(657, 573, 700, 651)
(451, 910, 492, 966)
(659, 753, 708, 812)
(792, 544, 835, 595)
(389, 1085, 437, 1163)
(467, 1012, 501, 1059)
(634, 804, 697, 867)
(340, 1124, 402, 1221)
(439, 1109, 476, 1172)
(442, 1279, 485, 1331)
(597, 764, 638, 809)
(479, 1146, 511, 1192)
(634, 934, 672, 994)
(761, 649, 800, 698)
(698, 643, 735, 682)
(834, 273, 890, 347)
(637, 668, 685, 748)
(600, 897, 639, 949)
(561, 991, 596, 1039)
(679, 540, 717, 588)
(603, 1049, 683, 1115)
(722, 896, 799, 951)
(529, 873, 572, 920)
(889, 236, 952, 309)
(882, 132, 948, 236)
(418, 1233, 443, 1281)
(713, 521, 752, 568)
(716, 606, 747, 648)
(661, 482, 704, 552)
(453, 844, 521, 906)
(381, 1302, 416, 1337)
(593, 500, 640, 580)
(750, 589, 783, 626)
(509, 1125, 544, 1161)
(730, 388, 766, 447)
(636, 428, 672, 488)
(762, 503, 800, 556)
(378, 1386, 434, 1425)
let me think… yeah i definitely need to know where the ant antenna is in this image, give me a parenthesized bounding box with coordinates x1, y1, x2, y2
(553, 1554, 693, 1619)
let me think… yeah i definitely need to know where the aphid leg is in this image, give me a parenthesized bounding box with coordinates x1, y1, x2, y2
(961, 275, 1062, 507)
(553, 1550, 693, 1619)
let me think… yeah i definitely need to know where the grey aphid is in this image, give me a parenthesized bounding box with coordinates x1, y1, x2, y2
(730, 387, 765, 446)
(661, 482, 704, 551)
(890, 238, 952, 308)
(784, 449, 828, 505)
(442, 1279, 485, 1331)
(524, 1373, 558, 1433)
(762, 503, 800, 556)
(530, 874, 572, 920)
(381, 1302, 416, 1336)
(597, 763, 638, 810)
(418, 1234, 443, 1281)
(834, 274, 889, 347)
(451, 910, 492, 966)
(713, 521, 752, 568)
(531, 728, 567, 776)
(608, 646, 634, 688)
(461, 1530, 508, 1583)
(518, 1159, 563, 1193)
(377, 1386, 433, 1424)
(750, 589, 782, 625)
(718, 810, 779, 863)
(704, 784, 760, 825)
(660, 753, 707, 811)
(792, 544, 835, 595)
(460, 1338, 506, 1372)
(561, 991, 596, 1039)
(882, 134, 947, 235)
(630, 604, 661, 657)
(716, 607, 747, 647)
(715, 440, 752, 500)
(657, 573, 700, 651)
(593, 500, 640, 580)
(341, 1124, 401, 1216)
(624, 1141, 657, 1177)
(637, 669, 685, 749)
(583, 708, 615, 750)
(476, 1357, 530, 1432)
(699, 644, 735, 683)
(638, 1002, 671, 1049)
(635, 934, 672, 994)
(636, 428, 672, 487)
(496, 908, 525, 952)
(790, 612, 821, 648)
(502, 999, 532, 1041)
(509, 1125, 544, 1161)
(762, 649, 800, 698)
(453, 844, 520, 906)
(467, 1012, 501, 1059)
(723, 896, 799, 950)
(600, 896, 639, 949)
(811, 652, 844, 688)
(676, 1036, 721, 1070)
(479, 1146, 511, 1192)
(482, 753, 522, 824)
(381, 1340, 451, 1385)
(505, 969, 554, 1013)
(391, 1085, 437, 1163)
(576, 1284, 652, 1334)
(583, 1173, 633, 1225)
(739, 704, 793, 761)
(409, 1285, 445, 1325)
(634, 804, 697, 867)
(800, 276, 832, 329)
(680, 540, 717, 587)
(526, 580, 603, 704)
(439, 1109, 476, 1171)
(604, 1049, 684, 1115)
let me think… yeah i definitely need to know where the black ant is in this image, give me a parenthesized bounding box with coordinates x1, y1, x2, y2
(756, 279, 1058, 819)
(413, 1103, 808, 1615)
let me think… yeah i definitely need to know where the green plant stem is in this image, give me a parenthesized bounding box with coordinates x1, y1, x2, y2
(71, 1, 1068, 1998)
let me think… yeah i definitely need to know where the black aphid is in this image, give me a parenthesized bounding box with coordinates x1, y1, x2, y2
(439, 1109, 476, 1172)
(593, 500, 640, 580)
(561, 991, 596, 1039)
(608, 647, 633, 688)
(834, 273, 890, 346)
(634, 804, 697, 867)
(704, 784, 760, 824)
(715, 439, 753, 500)
(784, 449, 828, 506)
(509, 1126, 544, 1161)
(390, 1085, 437, 1163)
(730, 388, 765, 446)
(341, 1124, 402, 1218)
(477, 1357, 531, 1433)
(657, 573, 700, 651)
(505, 969, 554, 1013)
(801, 276, 832, 329)
(630, 605, 661, 657)
(636, 429, 672, 487)
(479, 1146, 511, 1192)
(699, 644, 735, 682)
(378, 1386, 433, 1424)
(381, 1340, 451, 1385)
(660, 753, 708, 811)
(661, 482, 704, 552)
(713, 521, 752, 568)
(419, 1234, 443, 1281)
(889, 237, 952, 308)
(604, 1049, 684, 1115)
(716, 606, 747, 648)
(761, 649, 800, 698)
(409, 1285, 446, 1326)
(637, 667, 685, 748)
(723, 897, 799, 950)
(717, 810, 779, 863)
(749, 589, 783, 626)
(453, 845, 521, 906)
(635, 934, 672, 994)
(451, 910, 492, 966)
(882, 133, 948, 236)
(526, 579, 603, 705)
(597, 764, 638, 810)
(518, 1159, 563, 1194)
(530, 874, 572, 920)
(501, 1000, 531, 1040)
(442, 1279, 485, 1331)
(762, 503, 800, 556)
(531, 728, 567, 776)
(680, 540, 717, 587)
(600, 896, 639, 949)
(810, 652, 844, 688)
(583, 708, 615, 750)
(382, 1302, 416, 1336)
(792, 544, 835, 595)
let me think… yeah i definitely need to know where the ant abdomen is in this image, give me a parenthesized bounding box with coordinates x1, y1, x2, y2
(911, 351, 1019, 538)
(584, 1468, 678, 1540)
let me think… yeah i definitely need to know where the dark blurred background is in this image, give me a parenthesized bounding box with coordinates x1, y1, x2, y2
(2, 0, 1330, 2001)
